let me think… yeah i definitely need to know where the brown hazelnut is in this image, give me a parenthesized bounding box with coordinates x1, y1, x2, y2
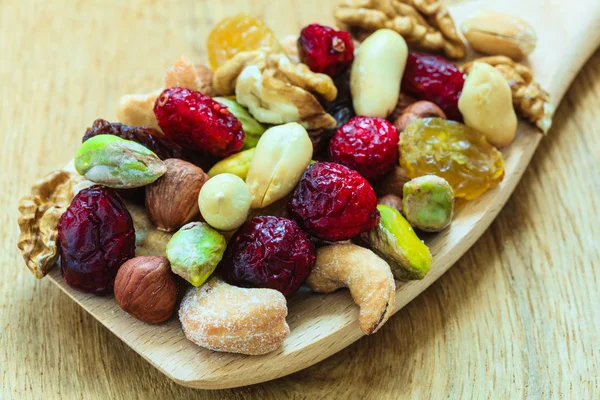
(393, 101, 446, 132)
(145, 159, 209, 232)
(114, 256, 178, 324)
(378, 194, 403, 213)
(387, 92, 417, 123)
(372, 165, 411, 198)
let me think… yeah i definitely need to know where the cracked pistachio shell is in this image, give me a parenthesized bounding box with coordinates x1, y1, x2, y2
(403, 175, 454, 232)
(367, 205, 432, 280)
(198, 173, 252, 231)
(166, 222, 226, 286)
(74, 134, 166, 188)
(214, 97, 266, 150)
(207, 148, 255, 180)
(246, 122, 313, 208)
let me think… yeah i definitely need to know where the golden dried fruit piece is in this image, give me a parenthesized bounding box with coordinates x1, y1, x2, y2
(17, 170, 86, 278)
(399, 118, 505, 200)
(206, 14, 282, 70)
(461, 10, 537, 60)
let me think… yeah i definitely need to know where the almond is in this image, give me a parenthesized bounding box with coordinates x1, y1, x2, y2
(461, 11, 537, 60)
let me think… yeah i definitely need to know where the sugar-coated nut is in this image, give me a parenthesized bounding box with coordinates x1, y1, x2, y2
(393, 101, 446, 133)
(306, 243, 395, 335)
(350, 29, 408, 118)
(378, 194, 403, 214)
(246, 122, 313, 208)
(116, 90, 162, 132)
(114, 256, 178, 324)
(462, 11, 537, 60)
(207, 148, 255, 180)
(403, 175, 454, 232)
(179, 277, 290, 355)
(74, 134, 166, 188)
(458, 63, 518, 147)
(198, 174, 252, 231)
(166, 222, 226, 286)
(362, 205, 432, 281)
(145, 159, 209, 232)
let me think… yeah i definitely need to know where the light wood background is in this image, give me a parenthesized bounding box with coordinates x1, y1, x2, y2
(1, 0, 599, 398)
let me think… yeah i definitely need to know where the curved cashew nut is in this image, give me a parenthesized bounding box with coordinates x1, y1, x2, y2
(306, 243, 396, 334)
(179, 277, 290, 355)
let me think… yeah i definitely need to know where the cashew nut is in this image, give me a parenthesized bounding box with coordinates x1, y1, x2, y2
(306, 243, 396, 334)
(179, 277, 290, 355)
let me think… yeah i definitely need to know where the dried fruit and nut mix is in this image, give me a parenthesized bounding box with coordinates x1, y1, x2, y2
(17, 5, 552, 356)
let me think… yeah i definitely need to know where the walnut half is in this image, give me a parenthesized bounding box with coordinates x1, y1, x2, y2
(212, 48, 337, 131)
(334, 0, 466, 59)
(17, 170, 84, 278)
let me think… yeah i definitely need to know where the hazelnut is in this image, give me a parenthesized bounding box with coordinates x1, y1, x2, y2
(393, 101, 446, 133)
(378, 194, 403, 214)
(114, 256, 178, 324)
(371, 165, 411, 198)
(145, 159, 209, 232)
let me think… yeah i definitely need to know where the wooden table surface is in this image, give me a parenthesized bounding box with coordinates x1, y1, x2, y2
(2, 0, 599, 398)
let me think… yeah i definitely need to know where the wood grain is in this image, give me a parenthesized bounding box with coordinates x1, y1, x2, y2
(1, 0, 599, 398)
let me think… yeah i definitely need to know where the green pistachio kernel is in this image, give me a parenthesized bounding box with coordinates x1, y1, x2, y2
(367, 205, 432, 280)
(166, 222, 226, 287)
(402, 175, 454, 232)
(208, 147, 255, 180)
(74, 134, 166, 188)
(214, 97, 265, 149)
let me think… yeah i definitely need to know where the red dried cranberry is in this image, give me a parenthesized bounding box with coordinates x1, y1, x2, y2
(288, 162, 380, 241)
(153, 87, 244, 157)
(82, 119, 216, 171)
(220, 216, 315, 297)
(298, 24, 354, 78)
(329, 116, 399, 180)
(57, 185, 135, 295)
(401, 52, 465, 121)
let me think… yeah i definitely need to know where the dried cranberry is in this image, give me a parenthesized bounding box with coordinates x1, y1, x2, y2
(298, 24, 354, 78)
(401, 52, 465, 121)
(57, 185, 135, 295)
(82, 119, 215, 170)
(153, 87, 244, 157)
(220, 216, 315, 297)
(288, 162, 380, 241)
(329, 116, 399, 180)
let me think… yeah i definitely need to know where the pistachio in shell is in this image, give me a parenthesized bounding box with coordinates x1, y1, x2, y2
(403, 175, 454, 232)
(214, 97, 265, 150)
(363, 205, 432, 280)
(74, 134, 166, 188)
(207, 147, 255, 180)
(166, 222, 226, 286)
